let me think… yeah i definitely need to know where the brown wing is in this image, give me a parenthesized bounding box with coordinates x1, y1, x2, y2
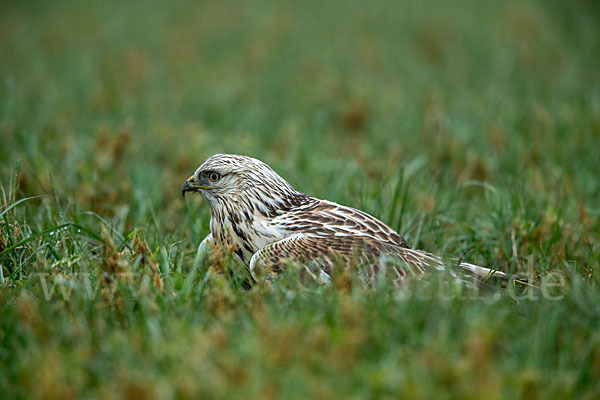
(276, 200, 409, 249)
(248, 233, 426, 285)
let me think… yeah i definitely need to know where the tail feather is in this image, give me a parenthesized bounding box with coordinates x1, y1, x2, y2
(400, 247, 527, 283)
(459, 261, 509, 279)
(458, 260, 528, 283)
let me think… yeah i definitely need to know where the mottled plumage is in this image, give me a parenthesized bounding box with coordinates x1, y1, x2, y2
(182, 154, 511, 285)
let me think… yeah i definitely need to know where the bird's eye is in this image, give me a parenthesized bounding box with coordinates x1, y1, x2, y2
(208, 172, 221, 182)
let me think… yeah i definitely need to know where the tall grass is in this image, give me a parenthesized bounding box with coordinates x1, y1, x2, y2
(1, 0, 599, 398)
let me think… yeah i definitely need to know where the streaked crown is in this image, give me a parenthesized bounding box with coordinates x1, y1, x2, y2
(186, 154, 306, 212)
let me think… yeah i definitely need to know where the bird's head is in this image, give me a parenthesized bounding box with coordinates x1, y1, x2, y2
(182, 154, 303, 212)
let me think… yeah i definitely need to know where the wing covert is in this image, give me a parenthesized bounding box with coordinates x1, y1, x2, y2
(248, 233, 423, 285)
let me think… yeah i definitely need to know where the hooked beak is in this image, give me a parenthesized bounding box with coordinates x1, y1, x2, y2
(182, 175, 211, 197)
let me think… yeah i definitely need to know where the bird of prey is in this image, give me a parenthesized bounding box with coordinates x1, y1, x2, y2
(182, 154, 513, 286)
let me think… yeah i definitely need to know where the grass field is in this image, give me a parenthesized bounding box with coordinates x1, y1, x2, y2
(1, 0, 599, 398)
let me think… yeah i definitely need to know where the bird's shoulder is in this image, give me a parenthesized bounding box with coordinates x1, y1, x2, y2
(282, 198, 409, 248)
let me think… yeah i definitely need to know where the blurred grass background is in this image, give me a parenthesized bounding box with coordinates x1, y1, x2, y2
(1, 0, 599, 398)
